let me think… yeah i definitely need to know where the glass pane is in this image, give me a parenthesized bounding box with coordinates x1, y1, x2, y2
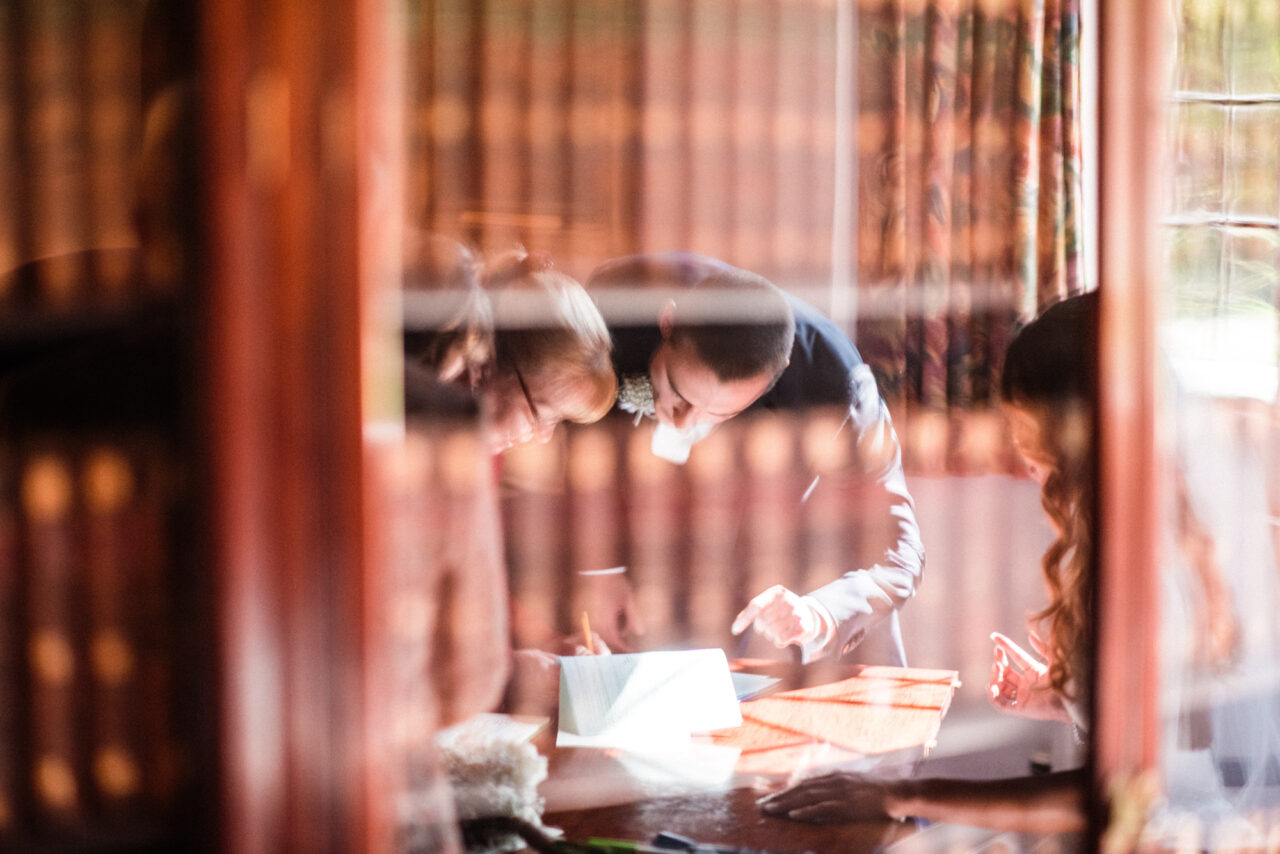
(1226, 105, 1280, 221)
(403, 2, 1090, 851)
(1226, 0, 1280, 95)
(1225, 226, 1280, 314)
(1164, 222, 1225, 311)
(1174, 0, 1226, 94)
(1161, 231, 1279, 422)
(1168, 102, 1227, 216)
(1156, 2, 1280, 849)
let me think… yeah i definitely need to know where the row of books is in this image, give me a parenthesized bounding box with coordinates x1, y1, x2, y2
(406, 0, 844, 286)
(1, 0, 177, 310)
(0, 433, 179, 843)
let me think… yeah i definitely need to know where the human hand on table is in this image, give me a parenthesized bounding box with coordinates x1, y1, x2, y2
(575, 569, 645, 653)
(506, 631, 612, 718)
(554, 631, 611, 657)
(757, 771, 900, 823)
(731, 584, 824, 649)
(988, 631, 1071, 723)
(507, 648, 562, 717)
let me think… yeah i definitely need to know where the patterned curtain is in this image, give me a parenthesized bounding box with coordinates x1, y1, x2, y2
(851, 0, 1085, 473)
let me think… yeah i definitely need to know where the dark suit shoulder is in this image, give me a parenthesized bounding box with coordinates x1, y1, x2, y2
(756, 294, 864, 410)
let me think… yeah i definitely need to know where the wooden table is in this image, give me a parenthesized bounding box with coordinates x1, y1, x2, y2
(527, 661, 961, 853)
(543, 786, 918, 852)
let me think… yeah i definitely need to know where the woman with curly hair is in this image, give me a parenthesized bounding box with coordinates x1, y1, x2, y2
(758, 293, 1098, 834)
(759, 288, 1268, 843)
(987, 292, 1096, 734)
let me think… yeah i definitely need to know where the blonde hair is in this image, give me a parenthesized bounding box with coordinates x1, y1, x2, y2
(483, 249, 617, 424)
(403, 233, 493, 383)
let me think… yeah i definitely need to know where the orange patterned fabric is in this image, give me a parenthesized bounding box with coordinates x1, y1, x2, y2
(853, 0, 1085, 428)
(710, 666, 960, 774)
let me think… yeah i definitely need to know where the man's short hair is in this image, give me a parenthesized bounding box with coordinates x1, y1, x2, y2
(670, 269, 795, 382)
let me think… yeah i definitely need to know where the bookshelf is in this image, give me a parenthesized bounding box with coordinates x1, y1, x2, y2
(1, 0, 407, 851)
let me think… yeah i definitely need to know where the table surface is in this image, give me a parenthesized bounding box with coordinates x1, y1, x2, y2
(525, 660, 961, 853)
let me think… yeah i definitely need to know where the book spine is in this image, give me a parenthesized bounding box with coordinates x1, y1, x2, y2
(731, 0, 779, 278)
(525, 0, 571, 263)
(85, 0, 144, 300)
(687, 0, 734, 260)
(477, 0, 531, 251)
(0, 2, 24, 287)
(500, 442, 567, 652)
(564, 1, 637, 269)
(131, 439, 179, 814)
(82, 440, 174, 821)
(623, 427, 684, 648)
(20, 445, 86, 830)
(420, 0, 481, 242)
(567, 425, 623, 577)
(0, 450, 23, 838)
(685, 431, 739, 650)
(638, 0, 692, 253)
(610, 2, 644, 265)
(772, 0, 812, 278)
(402, 1, 433, 235)
(804, 0, 839, 278)
(21, 0, 91, 307)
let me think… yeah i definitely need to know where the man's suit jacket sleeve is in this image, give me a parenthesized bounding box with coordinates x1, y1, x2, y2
(803, 363, 926, 659)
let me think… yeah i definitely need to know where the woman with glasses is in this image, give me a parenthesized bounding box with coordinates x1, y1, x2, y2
(403, 234, 617, 455)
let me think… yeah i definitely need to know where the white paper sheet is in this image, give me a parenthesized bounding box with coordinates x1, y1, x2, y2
(556, 648, 743, 748)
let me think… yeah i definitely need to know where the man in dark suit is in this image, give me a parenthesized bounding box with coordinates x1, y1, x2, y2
(587, 252, 925, 666)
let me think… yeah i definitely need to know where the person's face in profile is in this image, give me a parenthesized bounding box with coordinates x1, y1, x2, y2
(479, 364, 589, 455)
(647, 337, 774, 432)
(1005, 403, 1055, 487)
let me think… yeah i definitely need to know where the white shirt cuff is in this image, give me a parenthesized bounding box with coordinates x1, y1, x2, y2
(798, 595, 837, 664)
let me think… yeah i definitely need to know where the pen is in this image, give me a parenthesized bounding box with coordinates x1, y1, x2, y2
(581, 838, 666, 853)
(581, 610, 595, 654)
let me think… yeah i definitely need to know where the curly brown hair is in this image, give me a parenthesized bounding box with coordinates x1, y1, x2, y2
(1000, 292, 1098, 700)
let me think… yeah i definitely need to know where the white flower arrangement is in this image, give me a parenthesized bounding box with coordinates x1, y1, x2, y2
(617, 373, 656, 425)
(435, 714, 550, 852)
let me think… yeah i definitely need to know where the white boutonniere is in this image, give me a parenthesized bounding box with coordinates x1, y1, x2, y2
(616, 373, 655, 425)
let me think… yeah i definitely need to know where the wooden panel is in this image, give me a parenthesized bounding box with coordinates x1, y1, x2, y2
(202, 0, 395, 851)
(1095, 0, 1165, 801)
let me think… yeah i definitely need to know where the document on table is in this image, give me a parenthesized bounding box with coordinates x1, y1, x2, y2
(730, 671, 781, 701)
(557, 648, 743, 748)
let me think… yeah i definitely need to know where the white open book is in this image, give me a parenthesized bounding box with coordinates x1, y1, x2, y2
(556, 648, 743, 749)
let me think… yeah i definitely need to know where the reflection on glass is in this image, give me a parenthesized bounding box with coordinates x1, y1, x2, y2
(1167, 102, 1226, 216)
(402, 1, 1092, 850)
(1150, 0, 1280, 848)
(1227, 105, 1280, 220)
